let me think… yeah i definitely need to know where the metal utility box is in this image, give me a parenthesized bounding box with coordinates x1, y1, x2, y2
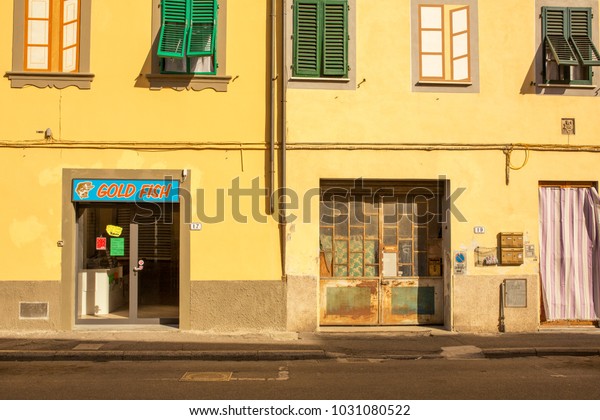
(503, 279, 527, 308)
(498, 232, 524, 266)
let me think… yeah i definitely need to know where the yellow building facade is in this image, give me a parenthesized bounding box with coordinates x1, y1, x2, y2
(1, 0, 599, 333)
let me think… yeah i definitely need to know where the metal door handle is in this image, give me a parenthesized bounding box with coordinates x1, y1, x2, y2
(133, 259, 144, 272)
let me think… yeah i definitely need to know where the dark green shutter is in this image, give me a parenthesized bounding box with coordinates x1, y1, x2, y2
(294, 0, 321, 77)
(543, 7, 578, 65)
(158, 0, 188, 58)
(569, 8, 600, 66)
(322, 0, 347, 76)
(187, 0, 217, 56)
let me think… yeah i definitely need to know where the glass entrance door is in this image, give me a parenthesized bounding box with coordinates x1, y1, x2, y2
(75, 203, 179, 324)
(135, 204, 180, 320)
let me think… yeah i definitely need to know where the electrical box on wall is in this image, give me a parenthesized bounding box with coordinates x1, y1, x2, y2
(498, 232, 524, 265)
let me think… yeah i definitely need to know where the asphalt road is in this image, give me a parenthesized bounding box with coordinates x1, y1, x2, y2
(1, 356, 599, 400)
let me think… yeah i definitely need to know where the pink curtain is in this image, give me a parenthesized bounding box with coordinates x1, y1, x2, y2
(539, 187, 600, 320)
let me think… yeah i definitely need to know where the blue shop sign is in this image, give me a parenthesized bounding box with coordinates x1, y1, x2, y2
(72, 179, 180, 202)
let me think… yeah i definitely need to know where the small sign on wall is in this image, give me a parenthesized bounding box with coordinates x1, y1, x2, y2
(453, 251, 467, 275)
(382, 251, 398, 277)
(96, 237, 107, 251)
(110, 237, 125, 257)
(525, 244, 536, 259)
(106, 225, 123, 237)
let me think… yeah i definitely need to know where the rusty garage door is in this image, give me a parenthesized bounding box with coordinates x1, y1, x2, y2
(319, 180, 445, 326)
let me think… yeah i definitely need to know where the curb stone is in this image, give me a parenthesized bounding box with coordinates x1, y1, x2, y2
(533, 347, 600, 357)
(0, 349, 328, 362)
(0, 347, 599, 362)
(482, 348, 537, 358)
(483, 347, 600, 358)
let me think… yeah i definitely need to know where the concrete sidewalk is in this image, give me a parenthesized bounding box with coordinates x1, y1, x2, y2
(0, 326, 599, 362)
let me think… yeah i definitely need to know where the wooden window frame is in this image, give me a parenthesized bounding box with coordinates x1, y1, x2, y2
(147, 0, 231, 91)
(542, 6, 599, 86)
(418, 5, 446, 81)
(418, 4, 471, 83)
(157, 0, 218, 76)
(411, 0, 479, 92)
(7, 0, 93, 89)
(60, 0, 81, 72)
(287, 0, 356, 90)
(450, 6, 471, 81)
(320, 182, 443, 280)
(292, 0, 349, 79)
(24, 0, 52, 71)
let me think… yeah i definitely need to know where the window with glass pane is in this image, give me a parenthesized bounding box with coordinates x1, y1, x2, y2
(158, 0, 217, 75)
(320, 182, 444, 279)
(24, 0, 80, 72)
(418, 4, 471, 82)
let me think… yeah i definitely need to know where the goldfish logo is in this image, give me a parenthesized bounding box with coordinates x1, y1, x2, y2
(75, 181, 95, 199)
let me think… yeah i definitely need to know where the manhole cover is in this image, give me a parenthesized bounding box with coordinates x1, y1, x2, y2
(73, 343, 104, 350)
(180, 372, 233, 382)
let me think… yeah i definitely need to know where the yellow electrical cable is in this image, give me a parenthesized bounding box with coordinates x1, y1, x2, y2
(507, 146, 529, 170)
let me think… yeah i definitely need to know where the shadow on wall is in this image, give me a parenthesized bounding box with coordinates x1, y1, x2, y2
(134, 37, 153, 89)
(133, 36, 195, 89)
(519, 43, 571, 95)
(519, 42, 600, 96)
(519, 46, 538, 95)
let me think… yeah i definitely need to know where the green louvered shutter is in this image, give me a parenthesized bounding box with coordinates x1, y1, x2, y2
(543, 7, 578, 65)
(569, 8, 600, 66)
(294, 0, 321, 77)
(158, 0, 188, 58)
(322, 0, 347, 76)
(187, 0, 217, 56)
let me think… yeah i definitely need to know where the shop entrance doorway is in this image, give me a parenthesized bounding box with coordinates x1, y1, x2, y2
(319, 180, 447, 326)
(539, 182, 600, 327)
(75, 203, 180, 324)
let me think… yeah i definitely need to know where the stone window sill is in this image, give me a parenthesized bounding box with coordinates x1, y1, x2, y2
(417, 80, 473, 86)
(289, 76, 350, 83)
(146, 74, 232, 92)
(537, 83, 597, 89)
(5, 72, 94, 89)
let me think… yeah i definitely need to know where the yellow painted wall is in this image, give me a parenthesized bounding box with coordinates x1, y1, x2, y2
(2, 0, 600, 331)
(1, 0, 269, 142)
(0, 1, 280, 282)
(0, 149, 281, 281)
(284, 0, 600, 276)
(286, 146, 600, 273)
(287, 0, 600, 145)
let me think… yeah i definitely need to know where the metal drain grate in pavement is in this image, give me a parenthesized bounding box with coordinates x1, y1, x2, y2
(180, 372, 233, 382)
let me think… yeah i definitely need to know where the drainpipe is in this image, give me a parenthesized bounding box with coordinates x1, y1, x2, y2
(269, 0, 277, 215)
(280, 0, 288, 281)
(270, 0, 287, 280)
(499, 281, 506, 332)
